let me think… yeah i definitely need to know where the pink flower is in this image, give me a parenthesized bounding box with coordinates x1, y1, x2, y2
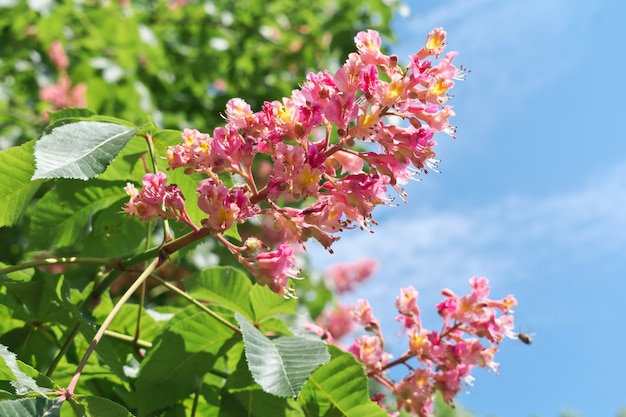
(317, 304, 356, 341)
(325, 258, 378, 294)
(141, 172, 167, 205)
(394, 369, 435, 417)
(48, 40, 69, 70)
(354, 30, 389, 66)
(225, 98, 253, 129)
(396, 286, 420, 316)
(351, 299, 378, 327)
(197, 179, 254, 232)
(416, 27, 447, 60)
(122, 172, 196, 228)
(348, 335, 388, 371)
(249, 243, 299, 297)
(39, 74, 87, 111)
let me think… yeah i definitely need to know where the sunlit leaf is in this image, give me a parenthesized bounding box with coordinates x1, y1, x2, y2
(0, 344, 53, 396)
(298, 346, 387, 417)
(218, 352, 305, 417)
(183, 267, 254, 320)
(0, 141, 42, 227)
(135, 311, 237, 416)
(249, 285, 297, 323)
(33, 120, 138, 180)
(0, 397, 61, 417)
(236, 313, 329, 398)
(77, 395, 135, 417)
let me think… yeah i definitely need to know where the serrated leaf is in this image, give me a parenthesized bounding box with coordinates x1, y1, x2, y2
(32, 120, 138, 180)
(0, 141, 43, 227)
(183, 267, 254, 320)
(0, 344, 53, 396)
(218, 352, 305, 417)
(135, 312, 237, 416)
(298, 346, 387, 417)
(96, 135, 148, 182)
(28, 180, 127, 250)
(236, 313, 329, 398)
(0, 397, 61, 417)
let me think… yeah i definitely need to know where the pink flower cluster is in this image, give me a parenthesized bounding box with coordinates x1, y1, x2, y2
(39, 40, 87, 117)
(124, 28, 465, 296)
(325, 258, 378, 293)
(340, 277, 516, 417)
(123, 172, 193, 227)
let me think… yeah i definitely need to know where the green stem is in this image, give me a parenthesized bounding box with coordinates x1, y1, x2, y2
(149, 274, 241, 335)
(191, 378, 201, 417)
(133, 280, 146, 352)
(89, 270, 122, 302)
(104, 330, 152, 349)
(65, 257, 159, 397)
(88, 218, 209, 300)
(45, 322, 82, 378)
(0, 257, 120, 276)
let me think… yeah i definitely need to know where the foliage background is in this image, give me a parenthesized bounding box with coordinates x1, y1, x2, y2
(0, 0, 398, 265)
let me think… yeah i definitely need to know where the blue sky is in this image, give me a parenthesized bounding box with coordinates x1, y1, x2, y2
(310, 1, 626, 416)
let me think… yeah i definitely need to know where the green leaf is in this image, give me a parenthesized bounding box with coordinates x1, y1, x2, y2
(298, 346, 387, 417)
(249, 285, 297, 323)
(0, 141, 43, 227)
(0, 273, 125, 379)
(183, 267, 254, 320)
(0, 343, 53, 396)
(96, 135, 148, 182)
(236, 313, 330, 398)
(165, 168, 206, 228)
(28, 180, 127, 250)
(76, 395, 135, 417)
(135, 311, 237, 416)
(0, 398, 61, 417)
(81, 199, 148, 258)
(218, 352, 305, 417)
(0, 262, 33, 282)
(0, 274, 77, 328)
(32, 120, 138, 180)
(47, 108, 96, 124)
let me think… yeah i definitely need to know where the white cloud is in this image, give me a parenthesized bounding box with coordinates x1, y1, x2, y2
(309, 161, 626, 308)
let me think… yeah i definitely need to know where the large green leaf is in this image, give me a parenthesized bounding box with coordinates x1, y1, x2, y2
(28, 180, 127, 250)
(298, 346, 387, 417)
(81, 199, 148, 258)
(0, 141, 43, 227)
(96, 135, 148, 183)
(0, 273, 126, 379)
(0, 397, 61, 417)
(218, 352, 304, 417)
(0, 343, 54, 396)
(32, 120, 138, 180)
(47, 108, 96, 123)
(236, 313, 329, 398)
(135, 311, 237, 417)
(183, 267, 254, 320)
(76, 395, 135, 417)
(249, 285, 297, 323)
(0, 274, 78, 328)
